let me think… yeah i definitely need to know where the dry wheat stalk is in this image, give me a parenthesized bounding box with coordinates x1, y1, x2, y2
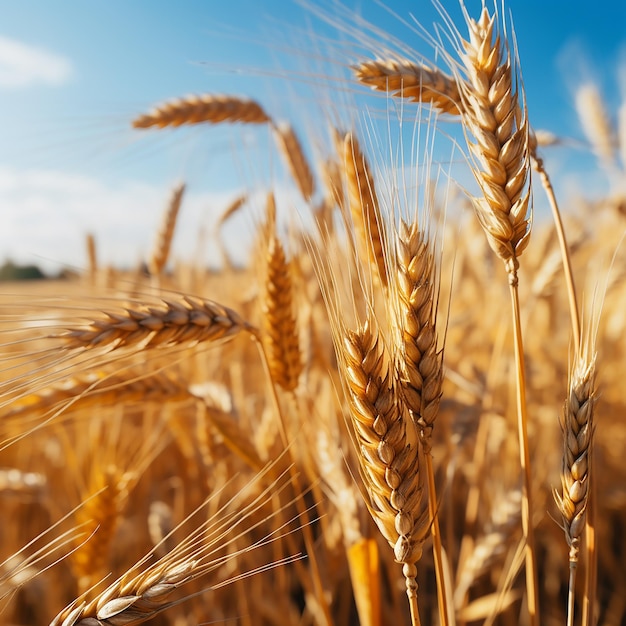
(4, 370, 192, 421)
(132, 94, 271, 129)
(261, 213, 303, 393)
(321, 157, 344, 210)
(149, 183, 185, 277)
(392, 220, 448, 625)
(354, 59, 461, 114)
(55, 296, 255, 352)
(51, 463, 301, 626)
(453, 7, 538, 623)
(273, 123, 316, 202)
(341, 319, 427, 625)
(86, 234, 97, 279)
(455, 488, 522, 606)
(217, 194, 247, 230)
(575, 83, 616, 167)
(71, 465, 132, 595)
(343, 132, 389, 288)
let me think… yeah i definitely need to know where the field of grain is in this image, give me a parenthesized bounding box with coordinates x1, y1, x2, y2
(1, 3, 625, 626)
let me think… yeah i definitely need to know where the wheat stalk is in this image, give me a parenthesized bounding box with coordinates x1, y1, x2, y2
(451, 6, 537, 623)
(132, 94, 271, 129)
(149, 182, 185, 277)
(86, 234, 97, 281)
(393, 220, 448, 625)
(554, 349, 597, 626)
(3, 369, 191, 425)
(575, 82, 616, 168)
(273, 123, 316, 201)
(50, 465, 302, 626)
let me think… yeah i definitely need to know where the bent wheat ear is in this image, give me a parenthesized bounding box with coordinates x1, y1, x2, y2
(132, 94, 271, 129)
(354, 59, 461, 115)
(55, 296, 255, 352)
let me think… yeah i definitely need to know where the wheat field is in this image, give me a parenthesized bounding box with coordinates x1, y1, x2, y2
(1, 2, 625, 626)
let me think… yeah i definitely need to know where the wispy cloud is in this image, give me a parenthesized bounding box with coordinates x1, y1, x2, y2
(0, 35, 73, 89)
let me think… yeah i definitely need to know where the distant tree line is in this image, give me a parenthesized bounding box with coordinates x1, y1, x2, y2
(0, 260, 47, 281)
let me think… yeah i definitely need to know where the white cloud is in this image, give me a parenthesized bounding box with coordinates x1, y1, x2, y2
(0, 166, 260, 275)
(0, 35, 73, 89)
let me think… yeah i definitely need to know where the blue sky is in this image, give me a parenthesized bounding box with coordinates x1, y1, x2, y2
(1, 0, 625, 273)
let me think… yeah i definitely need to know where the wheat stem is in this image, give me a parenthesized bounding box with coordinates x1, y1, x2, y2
(532, 154, 581, 355)
(509, 281, 539, 625)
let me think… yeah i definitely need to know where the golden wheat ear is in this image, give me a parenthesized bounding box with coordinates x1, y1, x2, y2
(354, 59, 461, 115)
(132, 94, 272, 129)
(148, 182, 185, 278)
(342, 132, 389, 288)
(341, 318, 428, 626)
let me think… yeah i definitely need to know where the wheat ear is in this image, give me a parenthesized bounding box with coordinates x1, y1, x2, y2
(149, 182, 185, 277)
(554, 349, 597, 626)
(132, 94, 271, 129)
(261, 197, 303, 393)
(3, 370, 191, 424)
(86, 233, 97, 281)
(55, 296, 255, 352)
(342, 319, 427, 626)
(354, 59, 461, 114)
(273, 123, 316, 201)
(393, 221, 448, 625)
(343, 132, 389, 288)
(575, 82, 616, 168)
